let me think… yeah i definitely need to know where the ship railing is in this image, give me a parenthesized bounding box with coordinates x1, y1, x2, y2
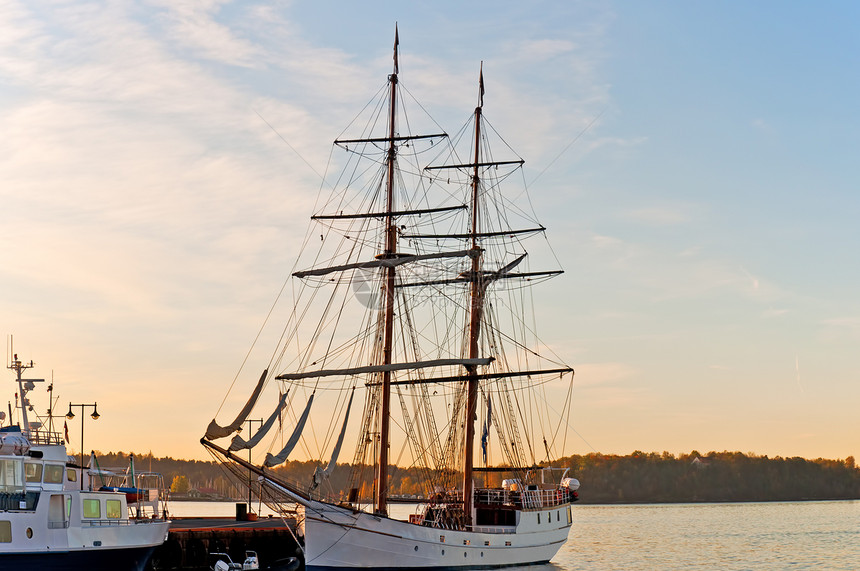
(26, 430, 64, 446)
(83, 517, 162, 527)
(83, 519, 134, 527)
(469, 525, 516, 535)
(474, 487, 570, 510)
(92, 470, 169, 519)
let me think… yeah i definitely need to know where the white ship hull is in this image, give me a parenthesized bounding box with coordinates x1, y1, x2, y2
(299, 499, 571, 569)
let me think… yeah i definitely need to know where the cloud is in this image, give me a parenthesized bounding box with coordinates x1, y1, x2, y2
(149, 0, 265, 67)
(575, 226, 790, 305)
(573, 362, 647, 408)
(751, 118, 771, 131)
(574, 361, 636, 386)
(740, 267, 760, 291)
(623, 205, 692, 226)
(820, 316, 860, 329)
(516, 39, 577, 62)
(585, 134, 648, 153)
(708, 364, 733, 372)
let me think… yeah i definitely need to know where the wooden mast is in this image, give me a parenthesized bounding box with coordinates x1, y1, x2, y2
(375, 25, 399, 516)
(462, 64, 486, 525)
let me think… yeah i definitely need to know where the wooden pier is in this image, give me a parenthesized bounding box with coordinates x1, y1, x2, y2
(148, 515, 302, 570)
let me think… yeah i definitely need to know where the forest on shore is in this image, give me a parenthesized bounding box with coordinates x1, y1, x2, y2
(92, 449, 860, 505)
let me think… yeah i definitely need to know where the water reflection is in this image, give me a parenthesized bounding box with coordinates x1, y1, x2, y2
(169, 500, 860, 570)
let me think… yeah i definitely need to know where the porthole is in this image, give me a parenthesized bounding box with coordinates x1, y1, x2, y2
(26, 528, 33, 539)
(414, 545, 418, 551)
(441, 549, 445, 555)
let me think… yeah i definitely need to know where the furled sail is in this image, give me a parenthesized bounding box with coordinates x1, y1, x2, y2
(264, 393, 315, 467)
(228, 391, 289, 452)
(204, 369, 268, 440)
(312, 389, 355, 489)
(293, 249, 479, 279)
(276, 358, 493, 381)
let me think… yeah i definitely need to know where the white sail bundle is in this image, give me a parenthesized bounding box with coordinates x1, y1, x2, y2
(204, 369, 268, 440)
(312, 389, 355, 489)
(228, 391, 289, 452)
(264, 394, 315, 468)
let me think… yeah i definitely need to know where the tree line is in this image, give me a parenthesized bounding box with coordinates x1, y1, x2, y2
(559, 451, 859, 503)
(91, 450, 860, 504)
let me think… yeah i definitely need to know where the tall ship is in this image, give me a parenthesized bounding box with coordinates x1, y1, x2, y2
(203, 30, 579, 569)
(0, 351, 169, 570)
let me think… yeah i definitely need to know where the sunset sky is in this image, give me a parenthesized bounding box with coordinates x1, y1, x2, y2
(1, 1, 859, 462)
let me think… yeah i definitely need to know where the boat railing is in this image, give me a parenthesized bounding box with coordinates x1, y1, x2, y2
(469, 525, 516, 535)
(83, 517, 162, 527)
(92, 470, 168, 519)
(26, 430, 64, 446)
(474, 487, 570, 510)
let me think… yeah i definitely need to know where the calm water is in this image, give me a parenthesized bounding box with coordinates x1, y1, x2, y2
(170, 500, 860, 570)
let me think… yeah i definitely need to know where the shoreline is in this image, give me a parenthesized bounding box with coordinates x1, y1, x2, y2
(167, 496, 860, 506)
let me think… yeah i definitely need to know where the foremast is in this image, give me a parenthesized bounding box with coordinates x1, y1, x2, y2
(376, 26, 400, 516)
(462, 65, 486, 525)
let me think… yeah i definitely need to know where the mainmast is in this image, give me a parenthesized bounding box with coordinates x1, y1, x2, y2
(375, 25, 400, 516)
(462, 65, 486, 525)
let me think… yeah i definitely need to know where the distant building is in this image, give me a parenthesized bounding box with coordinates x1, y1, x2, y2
(187, 486, 219, 499)
(691, 457, 711, 469)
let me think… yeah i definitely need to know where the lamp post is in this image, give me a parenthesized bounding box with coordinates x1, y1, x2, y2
(65, 402, 100, 469)
(243, 418, 262, 515)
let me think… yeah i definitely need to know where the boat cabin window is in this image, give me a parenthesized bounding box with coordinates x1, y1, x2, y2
(66, 469, 77, 482)
(0, 521, 10, 543)
(83, 498, 101, 519)
(106, 499, 122, 519)
(44, 464, 63, 484)
(0, 459, 24, 493)
(24, 462, 42, 483)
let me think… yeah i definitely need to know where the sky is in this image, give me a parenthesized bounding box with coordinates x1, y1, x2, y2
(1, 0, 859, 463)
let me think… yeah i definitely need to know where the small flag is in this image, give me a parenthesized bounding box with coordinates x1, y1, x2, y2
(393, 24, 400, 74)
(481, 422, 488, 465)
(479, 62, 485, 108)
(278, 391, 284, 430)
(63, 421, 69, 444)
(481, 395, 492, 464)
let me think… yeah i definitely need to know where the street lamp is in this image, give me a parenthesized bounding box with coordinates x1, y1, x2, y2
(242, 418, 263, 517)
(66, 402, 100, 468)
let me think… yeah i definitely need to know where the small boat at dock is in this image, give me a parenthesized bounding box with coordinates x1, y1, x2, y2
(0, 351, 170, 570)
